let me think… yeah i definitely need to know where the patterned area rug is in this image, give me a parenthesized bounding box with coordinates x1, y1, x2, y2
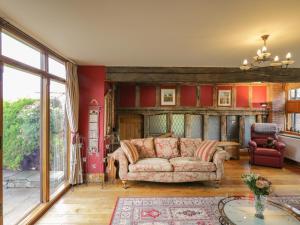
(110, 196, 300, 225)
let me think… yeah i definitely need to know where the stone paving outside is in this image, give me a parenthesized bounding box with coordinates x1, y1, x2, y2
(4, 186, 39, 225)
(3, 170, 65, 225)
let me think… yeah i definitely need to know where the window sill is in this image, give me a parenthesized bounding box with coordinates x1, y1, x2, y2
(280, 131, 300, 139)
(18, 181, 70, 225)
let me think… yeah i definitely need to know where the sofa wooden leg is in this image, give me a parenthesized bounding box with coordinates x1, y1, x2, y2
(214, 180, 221, 188)
(122, 180, 128, 189)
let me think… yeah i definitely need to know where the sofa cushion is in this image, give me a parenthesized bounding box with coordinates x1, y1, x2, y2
(255, 148, 282, 157)
(194, 140, 218, 162)
(120, 140, 139, 164)
(169, 157, 216, 172)
(180, 138, 202, 157)
(130, 138, 156, 158)
(154, 138, 179, 159)
(129, 158, 173, 172)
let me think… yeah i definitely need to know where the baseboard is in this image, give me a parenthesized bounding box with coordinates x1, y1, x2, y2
(86, 173, 105, 183)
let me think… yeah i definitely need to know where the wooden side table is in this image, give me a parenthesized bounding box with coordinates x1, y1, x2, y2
(217, 141, 240, 160)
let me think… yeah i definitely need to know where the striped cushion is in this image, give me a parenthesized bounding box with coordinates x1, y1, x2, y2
(120, 140, 139, 164)
(194, 140, 218, 162)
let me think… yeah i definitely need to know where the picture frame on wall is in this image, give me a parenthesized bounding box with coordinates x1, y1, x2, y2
(161, 88, 176, 106)
(218, 89, 231, 106)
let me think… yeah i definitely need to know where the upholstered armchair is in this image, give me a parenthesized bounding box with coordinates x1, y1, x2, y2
(249, 123, 285, 168)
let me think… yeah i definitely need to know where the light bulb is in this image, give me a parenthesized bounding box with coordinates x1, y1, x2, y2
(243, 59, 248, 66)
(262, 46, 267, 53)
(274, 56, 279, 62)
(257, 49, 262, 56)
(286, 52, 291, 60)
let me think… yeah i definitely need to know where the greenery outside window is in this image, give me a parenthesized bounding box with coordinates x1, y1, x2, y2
(49, 81, 67, 196)
(3, 66, 41, 225)
(1, 20, 69, 225)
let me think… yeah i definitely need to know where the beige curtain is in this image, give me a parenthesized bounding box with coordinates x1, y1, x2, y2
(66, 62, 83, 185)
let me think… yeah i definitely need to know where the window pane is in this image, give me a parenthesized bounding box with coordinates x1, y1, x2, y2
(295, 114, 300, 131)
(3, 66, 41, 225)
(226, 116, 239, 141)
(297, 89, 300, 99)
(1, 32, 41, 69)
(172, 114, 185, 137)
(290, 89, 295, 99)
(244, 116, 256, 147)
(190, 115, 203, 138)
(50, 81, 67, 196)
(208, 115, 221, 140)
(149, 114, 167, 136)
(48, 57, 66, 79)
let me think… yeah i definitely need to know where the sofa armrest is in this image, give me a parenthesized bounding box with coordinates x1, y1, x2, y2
(110, 147, 129, 180)
(274, 141, 286, 153)
(213, 148, 227, 180)
(248, 140, 257, 150)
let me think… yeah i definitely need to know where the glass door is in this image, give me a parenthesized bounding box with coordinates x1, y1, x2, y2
(0, 21, 68, 225)
(2, 66, 41, 225)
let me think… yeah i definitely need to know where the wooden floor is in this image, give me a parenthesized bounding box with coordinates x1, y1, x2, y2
(36, 153, 300, 225)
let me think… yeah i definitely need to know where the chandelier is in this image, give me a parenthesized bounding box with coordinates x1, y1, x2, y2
(240, 34, 295, 70)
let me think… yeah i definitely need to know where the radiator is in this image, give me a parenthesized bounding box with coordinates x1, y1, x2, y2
(278, 135, 300, 163)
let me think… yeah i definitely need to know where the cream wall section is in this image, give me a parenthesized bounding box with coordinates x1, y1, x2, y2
(1, 1, 300, 66)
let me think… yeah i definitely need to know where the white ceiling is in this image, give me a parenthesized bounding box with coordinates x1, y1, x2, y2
(0, 0, 300, 67)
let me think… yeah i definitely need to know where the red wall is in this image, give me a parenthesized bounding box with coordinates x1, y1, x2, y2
(117, 83, 267, 109)
(119, 84, 136, 107)
(78, 66, 106, 174)
(140, 85, 156, 107)
(200, 85, 214, 107)
(236, 86, 249, 108)
(180, 85, 197, 106)
(252, 86, 267, 108)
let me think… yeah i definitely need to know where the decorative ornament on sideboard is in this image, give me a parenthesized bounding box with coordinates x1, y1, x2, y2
(240, 34, 295, 71)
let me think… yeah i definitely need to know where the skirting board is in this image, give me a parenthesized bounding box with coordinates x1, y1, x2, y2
(86, 173, 105, 183)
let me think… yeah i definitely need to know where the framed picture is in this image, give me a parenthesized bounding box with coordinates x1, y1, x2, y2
(161, 88, 176, 106)
(218, 90, 231, 106)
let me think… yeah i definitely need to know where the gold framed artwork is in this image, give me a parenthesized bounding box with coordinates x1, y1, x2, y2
(161, 88, 176, 106)
(218, 89, 231, 107)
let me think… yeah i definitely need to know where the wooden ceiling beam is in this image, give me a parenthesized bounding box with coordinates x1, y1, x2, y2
(106, 67, 300, 83)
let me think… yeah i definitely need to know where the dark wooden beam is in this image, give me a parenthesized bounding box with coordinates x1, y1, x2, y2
(117, 107, 270, 116)
(106, 66, 300, 83)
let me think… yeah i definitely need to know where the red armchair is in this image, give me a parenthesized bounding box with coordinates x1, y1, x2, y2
(249, 123, 285, 168)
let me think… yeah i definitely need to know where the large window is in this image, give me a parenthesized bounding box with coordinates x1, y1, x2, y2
(3, 66, 41, 225)
(289, 88, 300, 100)
(2, 32, 41, 69)
(50, 81, 67, 195)
(287, 87, 300, 132)
(1, 23, 68, 225)
(48, 56, 66, 79)
(288, 113, 300, 132)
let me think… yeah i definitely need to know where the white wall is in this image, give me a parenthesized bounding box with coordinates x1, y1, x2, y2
(278, 135, 300, 163)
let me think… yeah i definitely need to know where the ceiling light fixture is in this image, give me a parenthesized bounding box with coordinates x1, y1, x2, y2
(240, 34, 295, 70)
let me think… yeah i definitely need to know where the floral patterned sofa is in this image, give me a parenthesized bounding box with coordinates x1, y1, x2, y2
(111, 137, 227, 188)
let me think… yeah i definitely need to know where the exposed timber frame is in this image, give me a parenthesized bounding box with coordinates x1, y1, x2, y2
(106, 66, 300, 83)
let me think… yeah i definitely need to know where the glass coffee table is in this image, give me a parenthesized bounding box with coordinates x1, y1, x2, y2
(218, 196, 300, 225)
